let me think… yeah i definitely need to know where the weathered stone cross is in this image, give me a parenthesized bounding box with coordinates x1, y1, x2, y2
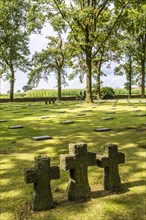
(97, 144, 125, 191)
(60, 143, 96, 201)
(24, 156, 60, 211)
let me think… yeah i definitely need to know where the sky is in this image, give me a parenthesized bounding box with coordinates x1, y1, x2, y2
(0, 24, 126, 94)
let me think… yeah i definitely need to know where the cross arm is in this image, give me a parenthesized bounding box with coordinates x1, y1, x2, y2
(24, 168, 37, 184)
(118, 152, 125, 164)
(87, 152, 97, 166)
(60, 155, 75, 170)
(96, 156, 109, 168)
(50, 166, 60, 179)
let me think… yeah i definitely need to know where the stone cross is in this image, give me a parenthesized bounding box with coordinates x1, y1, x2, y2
(60, 143, 96, 201)
(24, 156, 60, 211)
(97, 144, 125, 191)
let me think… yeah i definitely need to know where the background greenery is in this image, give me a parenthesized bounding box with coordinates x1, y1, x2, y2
(0, 88, 145, 99)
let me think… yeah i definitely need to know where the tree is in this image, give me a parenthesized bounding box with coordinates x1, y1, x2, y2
(0, 0, 30, 101)
(114, 1, 146, 98)
(28, 32, 68, 100)
(27, 0, 133, 103)
(22, 85, 33, 92)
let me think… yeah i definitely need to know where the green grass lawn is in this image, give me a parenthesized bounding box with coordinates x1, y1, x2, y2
(0, 99, 146, 220)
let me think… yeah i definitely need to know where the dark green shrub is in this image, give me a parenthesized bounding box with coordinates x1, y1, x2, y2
(100, 87, 115, 99)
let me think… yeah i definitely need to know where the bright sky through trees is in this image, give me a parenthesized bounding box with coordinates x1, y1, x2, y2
(0, 23, 126, 94)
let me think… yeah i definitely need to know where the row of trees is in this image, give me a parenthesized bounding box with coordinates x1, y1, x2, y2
(0, 0, 145, 102)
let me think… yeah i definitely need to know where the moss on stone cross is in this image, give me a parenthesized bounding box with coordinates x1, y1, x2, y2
(97, 144, 125, 191)
(60, 143, 96, 201)
(24, 156, 60, 211)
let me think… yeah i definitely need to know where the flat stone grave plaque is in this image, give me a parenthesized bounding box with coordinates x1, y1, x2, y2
(41, 116, 50, 119)
(0, 120, 7, 122)
(61, 120, 74, 124)
(9, 125, 24, 129)
(76, 113, 86, 116)
(42, 109, 49, 111)
(57, 111, 66, 113)
(106, 112, 116, 114)
(13, 111, 20, 113)
(32, 136, 52, 141)
(24, 113, 33, 116)
(102, 117, 114, 120)
(133, 106, 137, 108)
(136, 113, 146, 117)
(94, 128, 111, 132)
(83, 110, 92, 112)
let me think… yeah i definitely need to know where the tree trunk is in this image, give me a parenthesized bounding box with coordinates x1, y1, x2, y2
(96, 61, 102, 99)
(141, 58, 145, 98)
(85, 51, 93, 103)
(128, 55, 132, 98)
(9, 67, 15, 102)
(57, 69, 61, 100)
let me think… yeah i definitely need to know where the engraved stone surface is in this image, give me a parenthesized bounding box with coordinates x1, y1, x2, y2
(102, 117, 114, 120)
(60, 143, 96, 201)
(97, 144, 125, 191)
(24, 156, 60, 211)
(0, 120, 7, 122)
(94, 128, 111, 132)
(9, 125, 24, 129)
(61, 121, 74, 124)
(136, 113, 146, 117)
(32, 136, 52, 141)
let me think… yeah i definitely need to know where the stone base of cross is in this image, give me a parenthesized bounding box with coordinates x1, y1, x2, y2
(60, 143, 96, 201)
(24, 156, 60, 211)
(97, 144, 125, 191)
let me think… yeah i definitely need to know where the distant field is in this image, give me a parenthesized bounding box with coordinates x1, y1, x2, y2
(0, 99, 146, 220)
(0, 88, 145, 99)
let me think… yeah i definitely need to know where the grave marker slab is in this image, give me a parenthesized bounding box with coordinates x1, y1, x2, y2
(61, 120, 74, 124)
(60, 143, 96, 201)
(137, 113, 146, 117)
(106, 112, 116, 114)
(136, 113, 146, 116)
(32, 136, 52, 141)
(94, 128, 111, 132)
(0, 120, 7, 122)
(97, 144, 125, 191)
(102, 117, 114, 120)
(76, 113, 86, 116)
(9, 125, 24, 129)
(57, 111, 66, 113)
(24, 156, 60, 211)
(83, 110, 92, 112)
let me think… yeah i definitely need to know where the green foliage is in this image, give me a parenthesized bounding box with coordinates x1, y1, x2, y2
(0, 0, 31, 100)
(100, 87, 115, 99)
(22, 85, 33, 92)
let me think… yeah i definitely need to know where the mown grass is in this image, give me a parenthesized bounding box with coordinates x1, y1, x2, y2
(0, 99, 146, 220)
